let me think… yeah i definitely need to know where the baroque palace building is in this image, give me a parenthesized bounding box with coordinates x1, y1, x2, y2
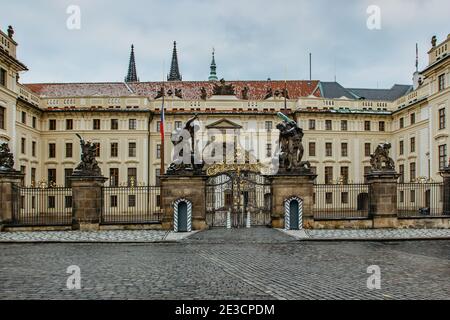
(0, 26, 449, 188)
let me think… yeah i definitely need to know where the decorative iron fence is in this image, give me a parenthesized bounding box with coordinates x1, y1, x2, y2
(10, 185, 73, 226)
(397, 183, 444, 217)
(313, 184, 370, 219)
(101, 186, 161, 224)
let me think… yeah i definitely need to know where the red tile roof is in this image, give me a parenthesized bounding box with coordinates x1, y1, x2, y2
(25, 80, 320, 100)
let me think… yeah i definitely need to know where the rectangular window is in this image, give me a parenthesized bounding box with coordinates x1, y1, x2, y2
(49, 119, 56, 130)
(324, 166, 333, 184)
(111, 142, 118, 157)
(156, 144, 161, 159)
(111, 119, 119, 130)
(110, 195, 118, 208)
(48, 196, 56, 209)
(364, 143, 371, 157)
(0, 68, 6, 87)
(399, 141, 404, 156)
(410, 113, 416, 125)
(438, 144, 447, 170)
(438, 74, 445, 91)
(341, 142, 348, 157)
(309, 142, 316, 157)
(325, 120, 332, 130)
(64, 168, 73, 187)
(175, 121, 182, 130)
(65, 196, 73, 208)
(340, 166, 349, 184)
(410, 137, 415, 153)
(129, 119, 137, 130)
(341, 192, 349, 204)
(32, 116, 36, 129)
(410, 190, 416, 203)
(93, 119, 101, 130)
(325, 142, 332, 157)
(399, 190, 404, 203)
(0, 106, 5, 129)
(156, 121, 161, 132)
(364, 121, 371, 131)
(48, 169, 56, 185)
(155, 168, 161, 187)
(128, 168, 137, 186)
(265, 121, 273, 132)
(21, 111, 26, 124)
(49, 143, 56, 158)
(93, 143, 100, 157)
(379, 121, 385, 132)
(129, 142, 136, 157)
(325, 192, 333, 204)
(20, 166, 26, 186)
(410, 162, 416, 182)
(399, 164, 405, 183)
(31, 168, 36, 187)
(341, 120, 348, 131)
(66, 119, 73, 130)
(309, 119, 315, 130)
(399, 117, 404, 129)
(21, 138, 26, 154)
(65, 143, 73, 158)
(439, 108, 446, 129)
(110, 168, 119, 187)
(266, 144, 272, 157)
(128, 195, 136, 207)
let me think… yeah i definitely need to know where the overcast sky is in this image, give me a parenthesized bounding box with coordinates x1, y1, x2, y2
(2, 0, 450, 88)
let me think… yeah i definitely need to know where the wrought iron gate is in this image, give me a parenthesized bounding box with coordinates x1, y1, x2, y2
(206, 170, 272, 228)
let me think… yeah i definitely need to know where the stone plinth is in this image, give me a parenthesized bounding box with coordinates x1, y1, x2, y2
(365, 170, 400, 228)
(0, 170, 24, 228)
(440, 166, 450, 215)
(70, 175, 107, 231)
(160, 174, 207, 231)
(271, 173, 317, 229)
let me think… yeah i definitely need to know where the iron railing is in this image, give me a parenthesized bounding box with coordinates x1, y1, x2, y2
(397, 183, 444, 217)
(313, 183, 370, 219)
(10, 185, 73, 226)
(101, 186, 161, 224)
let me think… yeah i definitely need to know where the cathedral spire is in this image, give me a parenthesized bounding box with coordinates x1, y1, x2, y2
(208, 48, 218, 81)
(167, 41, 182, 81)
(125, 44, 139, 83)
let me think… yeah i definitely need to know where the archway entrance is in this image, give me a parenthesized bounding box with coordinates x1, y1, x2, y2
(206, 167, 271, 228)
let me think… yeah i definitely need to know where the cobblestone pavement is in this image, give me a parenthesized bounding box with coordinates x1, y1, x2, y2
(281, 228, 450, 240)
(0, 228, 449, 300)
(0, 230, 197, 242)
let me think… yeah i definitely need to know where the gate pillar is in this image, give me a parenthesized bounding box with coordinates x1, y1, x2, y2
(161, 175, 208, 231)
(271, 173, 316, 229)
(440, 161, 450, 215)
(0, 170, 24, 230)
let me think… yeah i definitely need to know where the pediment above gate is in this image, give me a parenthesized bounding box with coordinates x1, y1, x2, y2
(206, 119, 242, 130)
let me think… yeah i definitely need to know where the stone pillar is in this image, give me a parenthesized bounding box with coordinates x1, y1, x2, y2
(70, 175, 107, 231)
(365, 171, 400, 228)
(0, 170, 24, 229)
(160, 175, 207, 231)
(440, 164, 450, 215)
(271, 173, 316, 229)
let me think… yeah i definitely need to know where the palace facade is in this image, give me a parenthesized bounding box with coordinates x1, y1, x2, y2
(0, 26, 449, 188)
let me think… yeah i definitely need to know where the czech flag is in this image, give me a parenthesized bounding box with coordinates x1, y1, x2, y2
(160, 96, 165, 142)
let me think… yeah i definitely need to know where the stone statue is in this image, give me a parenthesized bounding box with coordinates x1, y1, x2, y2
(167, 114, 204, 175)
(431, 35, 437, 47)
(241, 86, 249, 100)
(212, 78, 235, 95)
(73, 134, 102, 176)
(175, 88, 183, 99)
(155, 87, 165, 99)
(264, 87, 273, 99)
(7, 26, 14, 39)
(370, 143, 395, 171)
(0, 143, 15, 171)
(200, 87, 207, 100)
(275, 112, 310, 173)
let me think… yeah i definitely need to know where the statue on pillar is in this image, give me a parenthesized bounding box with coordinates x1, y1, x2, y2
(167, 114, 205, 175)
(275, 112, 310, 174)
(0, 143, 15, 172)
(369, 143, 395, 172)
(73, 134, 102, 176)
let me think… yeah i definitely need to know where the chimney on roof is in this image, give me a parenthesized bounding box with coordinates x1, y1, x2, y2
(167, 41, 182, 81)
(125, 44, 139, 83)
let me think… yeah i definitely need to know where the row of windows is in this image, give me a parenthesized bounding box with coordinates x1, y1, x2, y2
(398, 112, 416, 129)
(398, 137, 416, 155)
(307, 142, 374, 158)
(48, 118, 138, 131)
(307, 119, 385, 132)
(47, 142, 138, 158)
(20, 111, 38, 129)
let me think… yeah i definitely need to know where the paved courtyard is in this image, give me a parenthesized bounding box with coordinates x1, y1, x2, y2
(0, 228, 449, 300)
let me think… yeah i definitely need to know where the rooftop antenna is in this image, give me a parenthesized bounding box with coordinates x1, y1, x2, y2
(309, 53, 312, 81)
(284, 65, 287, 110)
(334, 56, 337, 82)
(415, 42, 419, 72)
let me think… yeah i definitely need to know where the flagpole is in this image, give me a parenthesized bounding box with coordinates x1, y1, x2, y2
(160, 61, 165, 175)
